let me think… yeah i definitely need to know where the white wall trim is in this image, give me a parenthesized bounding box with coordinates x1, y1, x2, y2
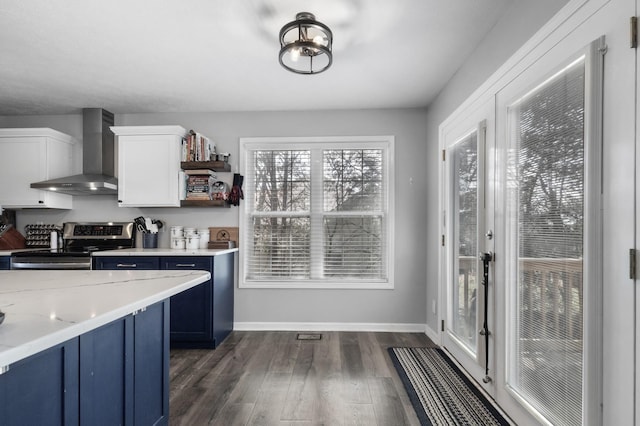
(234, 322, 427, 333)
(424, 324, 440, 344)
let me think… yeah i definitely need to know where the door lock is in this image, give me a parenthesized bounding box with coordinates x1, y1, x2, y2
(480, 251, 493, 263)
(485, 230, 493, 240)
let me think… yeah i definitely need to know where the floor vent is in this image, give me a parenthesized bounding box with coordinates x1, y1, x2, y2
(297, 333, 322, 341)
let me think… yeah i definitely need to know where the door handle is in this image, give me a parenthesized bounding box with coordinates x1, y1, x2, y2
(479, 251, 493, 383)
(480, 251, 493, 263)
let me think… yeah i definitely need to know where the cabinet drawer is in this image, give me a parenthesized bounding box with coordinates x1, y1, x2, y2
(94, 257, 160, 270)
(162, 257, 212, 271)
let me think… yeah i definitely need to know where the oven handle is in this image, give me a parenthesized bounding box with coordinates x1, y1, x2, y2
(10, 261, 91, 270)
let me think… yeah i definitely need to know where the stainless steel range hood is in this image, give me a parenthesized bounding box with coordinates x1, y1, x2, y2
(31, 108, 118, 195)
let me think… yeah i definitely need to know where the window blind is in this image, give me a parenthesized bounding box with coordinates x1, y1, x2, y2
(507, 57, 585, 426)
(451, 131, 479, 352)
(245, 150, 311, 279)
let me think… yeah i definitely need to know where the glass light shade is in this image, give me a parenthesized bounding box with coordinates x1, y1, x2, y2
(279, 12, 333, 75)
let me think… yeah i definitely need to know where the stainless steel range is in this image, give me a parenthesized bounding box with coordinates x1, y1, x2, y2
(10, 222, 135, 270)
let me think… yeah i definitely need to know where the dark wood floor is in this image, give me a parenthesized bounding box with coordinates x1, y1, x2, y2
(169, 331, 436, 425)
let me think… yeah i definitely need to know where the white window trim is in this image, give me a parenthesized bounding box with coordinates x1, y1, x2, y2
(239, 135, 395, 290)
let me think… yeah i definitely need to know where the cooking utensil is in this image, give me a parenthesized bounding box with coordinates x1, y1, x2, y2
(134, 216, 147, 232)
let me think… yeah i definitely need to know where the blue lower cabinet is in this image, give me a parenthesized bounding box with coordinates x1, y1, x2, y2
(0, 339, 80, 425)
(0, 256, 9, 270)
(162, 257, 213, 346)
(94, 253, 235, 349)
(0, 300, 169, 426)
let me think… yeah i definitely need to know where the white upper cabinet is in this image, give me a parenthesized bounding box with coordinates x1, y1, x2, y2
(111, 126, 187, 207)
(0, 128, 79, 209)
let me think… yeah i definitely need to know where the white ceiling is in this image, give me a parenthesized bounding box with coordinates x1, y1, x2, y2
(0, 0, 511, 115)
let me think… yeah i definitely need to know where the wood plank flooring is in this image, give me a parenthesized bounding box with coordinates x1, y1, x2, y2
(169, 331, 436, 425)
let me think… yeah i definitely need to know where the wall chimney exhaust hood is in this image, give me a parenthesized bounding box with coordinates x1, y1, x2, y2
(31, 108, 117, 196)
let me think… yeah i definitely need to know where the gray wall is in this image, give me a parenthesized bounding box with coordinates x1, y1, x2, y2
(423, 0, 568, 333)
(1, 108, 429, 328)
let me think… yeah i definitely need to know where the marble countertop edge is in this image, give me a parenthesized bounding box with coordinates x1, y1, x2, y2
(0, 270, 210, 367)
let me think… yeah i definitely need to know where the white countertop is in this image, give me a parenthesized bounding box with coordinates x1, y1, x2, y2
(0, 269, 210, 366)
(92, 248, 238, 256)
(0, 248, 239, 257)
(0, 249, 34, 256)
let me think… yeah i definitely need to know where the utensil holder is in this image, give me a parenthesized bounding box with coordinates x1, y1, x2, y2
(142, 233, 158, 248)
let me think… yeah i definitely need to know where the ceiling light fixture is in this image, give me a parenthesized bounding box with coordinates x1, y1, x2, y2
(279, 12, 333, 75)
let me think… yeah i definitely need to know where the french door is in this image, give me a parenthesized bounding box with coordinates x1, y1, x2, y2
(441, 97, 496, 393)
(496, 41, 602, 425)
(441, 38, 604, 425)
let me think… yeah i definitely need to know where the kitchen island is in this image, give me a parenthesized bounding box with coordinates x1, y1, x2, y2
(0, 269, 210, 425)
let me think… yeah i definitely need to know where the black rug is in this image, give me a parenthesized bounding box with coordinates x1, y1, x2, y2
(388, 347, 511, 426)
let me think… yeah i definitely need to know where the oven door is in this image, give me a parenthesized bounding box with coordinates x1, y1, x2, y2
(10, 254, 92, 270)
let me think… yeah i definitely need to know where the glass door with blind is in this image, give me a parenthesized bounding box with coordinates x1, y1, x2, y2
(441, 97, 496, 392)
(496, 39, 603, 425)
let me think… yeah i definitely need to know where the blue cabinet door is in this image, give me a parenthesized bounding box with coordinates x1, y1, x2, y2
(0, 256, 9, 270)
(133, 301, 170, 426)
(80, 316, 132, 426)
(0, 339, 80, 426)
(162, 257, 214, 346)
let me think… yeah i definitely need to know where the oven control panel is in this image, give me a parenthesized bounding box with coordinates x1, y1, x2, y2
(73, 225, 122, 236)
(63, 222, 134, 240)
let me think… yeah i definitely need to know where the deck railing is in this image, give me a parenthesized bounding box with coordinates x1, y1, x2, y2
(458, 256, 583, 342)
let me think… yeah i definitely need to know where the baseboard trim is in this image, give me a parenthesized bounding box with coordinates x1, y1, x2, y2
(424, 324, 440, 344)
(234, 322, 427, 333)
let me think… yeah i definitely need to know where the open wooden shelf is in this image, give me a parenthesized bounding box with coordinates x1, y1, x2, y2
(180, 199, 230, 208)
(181, 161, 231, 172)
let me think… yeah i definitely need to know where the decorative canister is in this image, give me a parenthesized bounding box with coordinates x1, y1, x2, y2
(171, 238, 186, 250)
(184, 227, 196, 237)
(170, 226, 184, 238)
(197, 229, 210, 248)
(187, 235, 200, 249)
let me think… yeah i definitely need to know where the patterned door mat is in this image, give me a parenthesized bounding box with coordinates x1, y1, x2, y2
(388, 347, 511, 425)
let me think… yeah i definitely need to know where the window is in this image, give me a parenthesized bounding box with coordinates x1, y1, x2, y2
(239, 136, 394, 289)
